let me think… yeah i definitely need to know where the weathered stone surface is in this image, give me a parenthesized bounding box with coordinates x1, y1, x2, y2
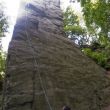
(2, 0, 110, 110)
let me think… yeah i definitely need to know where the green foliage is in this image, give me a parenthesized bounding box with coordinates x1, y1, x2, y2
(0, 1, 8, 73)
(64, 25, 85, 35)
(83, 39, 110, 69)
(0, 50, 6, 73)
(63, 7, 79, 27)
(83, 0, 110, 69)
(0, 2, 8, 37)
(69, 0, 110, 69)
(83, 48, 108, 67)
(0, 2, 8, 91)
(78, 0, 110, 37)
(0, 50, 6, 91)
(63, 6, 87, 46)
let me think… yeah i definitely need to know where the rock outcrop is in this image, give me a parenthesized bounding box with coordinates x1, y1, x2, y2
(2, 0, 110, 110)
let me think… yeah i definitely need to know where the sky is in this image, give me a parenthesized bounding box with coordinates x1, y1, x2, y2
(2, 0, 82, 51)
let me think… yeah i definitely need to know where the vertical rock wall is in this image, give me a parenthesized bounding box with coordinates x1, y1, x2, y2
(2, 0, 110, 110)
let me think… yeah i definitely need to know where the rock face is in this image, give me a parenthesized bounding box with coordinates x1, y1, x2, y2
(2, 0, 110, 110)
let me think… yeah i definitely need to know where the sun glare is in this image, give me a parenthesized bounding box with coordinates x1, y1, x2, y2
(2, 0, 81, 51)
(2, 0, 20, 51)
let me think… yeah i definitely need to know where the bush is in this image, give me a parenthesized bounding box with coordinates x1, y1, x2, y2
(83, 48, 109, 69)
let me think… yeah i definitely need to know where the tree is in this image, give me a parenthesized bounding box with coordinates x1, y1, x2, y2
(66, 0, 110, 70)
(0, 1, 8, 72)
(83, 0, 110, 37)
(0, 2, 8, 91)
(71, 0, 110, 38)
(79, 0, 110, 70)
(0, 50, 5, 73)
(0, 2, 8, 38)
(63, 6, 88, 47)
(0, 50, 5, 91)
(82, 0, 110, 69)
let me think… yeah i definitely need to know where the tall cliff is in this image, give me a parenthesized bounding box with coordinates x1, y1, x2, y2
(2, 0, 110, 110)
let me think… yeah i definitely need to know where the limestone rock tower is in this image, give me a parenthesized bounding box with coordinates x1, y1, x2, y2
(2, 0, 110, 110)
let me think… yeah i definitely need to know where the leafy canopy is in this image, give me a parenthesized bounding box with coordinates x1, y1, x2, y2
(67, 0, 110, 69)
(63, 6, 87, 46)
(0, 2, 8, 37)
(0, 1, 8, 90)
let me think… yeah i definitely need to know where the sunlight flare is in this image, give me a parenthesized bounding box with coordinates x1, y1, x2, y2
(2, 0, 20, 51)
(2, 0, 81, 51)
